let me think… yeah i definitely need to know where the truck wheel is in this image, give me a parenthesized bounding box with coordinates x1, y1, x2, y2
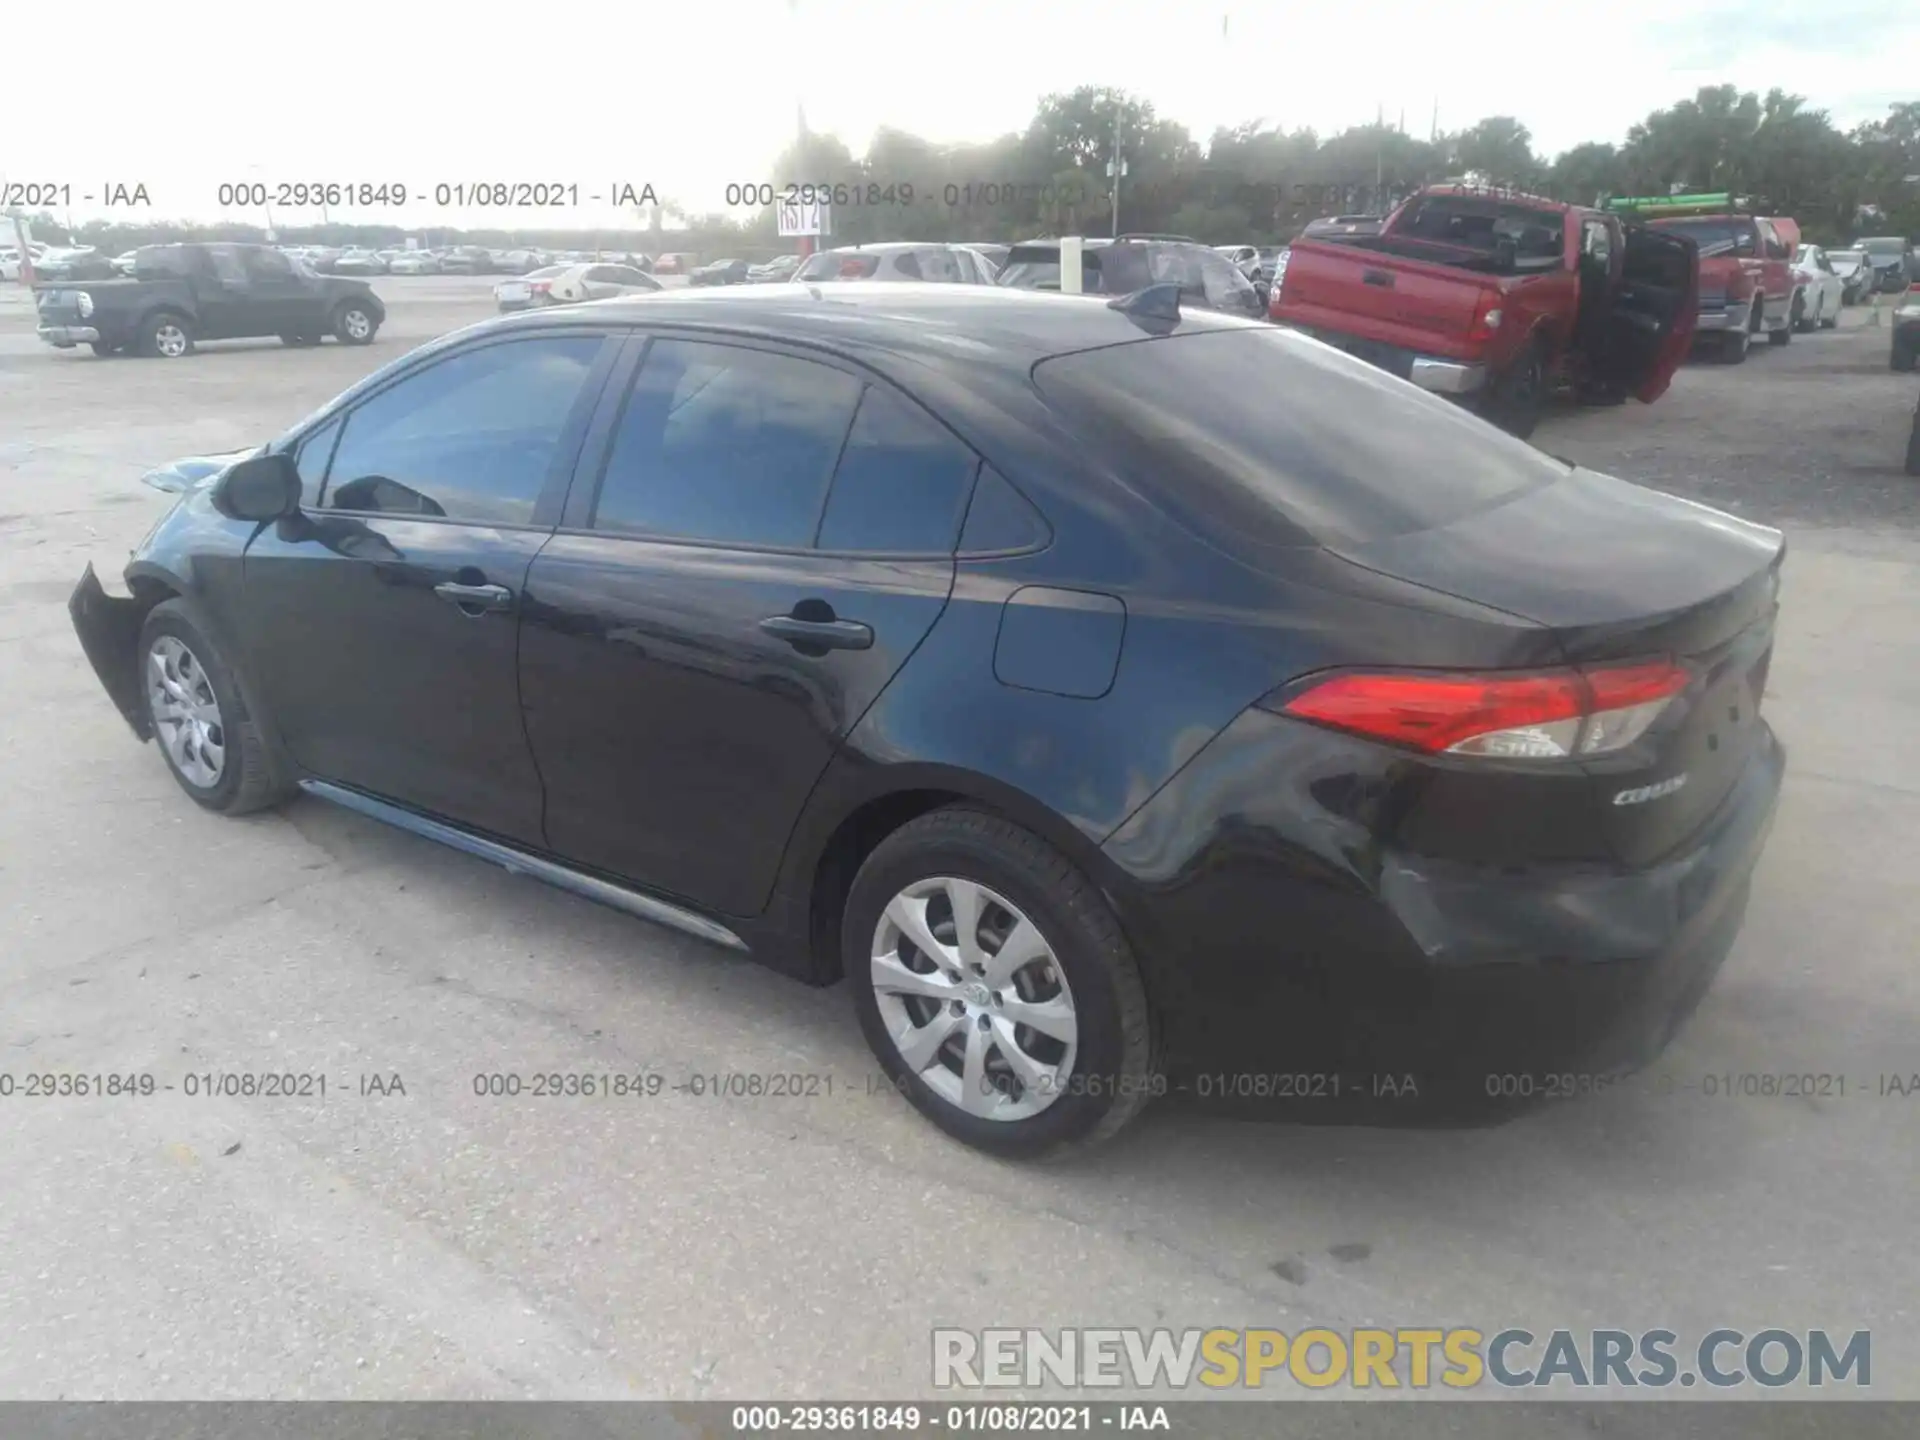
(334, 302, 378, 345)
(1482, 344, 1544, 440)
(140, 312, 195, 359)
(1718, 324, 1749, 364)
(1768, 301, 1791, 346)
(89, 340, 115, 357)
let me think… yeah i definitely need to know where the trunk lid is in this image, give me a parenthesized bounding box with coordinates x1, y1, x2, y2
(1330, 468, 1785, 866)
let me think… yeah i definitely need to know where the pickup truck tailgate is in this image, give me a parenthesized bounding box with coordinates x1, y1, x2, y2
(1275, 240, 1489, 357)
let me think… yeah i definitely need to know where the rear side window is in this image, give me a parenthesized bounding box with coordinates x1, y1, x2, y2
(816, 387, 977, 553)
(1033, 328, 1562, 553)
(592, 340, 863, 547)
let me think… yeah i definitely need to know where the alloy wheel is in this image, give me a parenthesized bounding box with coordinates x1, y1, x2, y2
(154, 322, 188, 358)
(342, 309, 372, 341)
(147, 635, 224, 787)
(869, 876, 1079, 1122)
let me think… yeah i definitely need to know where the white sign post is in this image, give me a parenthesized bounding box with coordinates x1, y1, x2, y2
(776, 199, 830, 238)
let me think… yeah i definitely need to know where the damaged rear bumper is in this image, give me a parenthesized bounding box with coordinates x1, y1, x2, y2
(68, 564, 150, 740)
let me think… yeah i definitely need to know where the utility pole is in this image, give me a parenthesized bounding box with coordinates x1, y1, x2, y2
(1108, 106, 1126, 237)
(1375, 102, 1384, 209)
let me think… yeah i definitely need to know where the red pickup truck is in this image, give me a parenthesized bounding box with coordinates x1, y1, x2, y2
(1270, 185, 1698, 437)
(1633, 209, 1798, 363)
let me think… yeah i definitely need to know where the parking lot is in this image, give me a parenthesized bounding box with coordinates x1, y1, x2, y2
(2, 275, 1918, 1405)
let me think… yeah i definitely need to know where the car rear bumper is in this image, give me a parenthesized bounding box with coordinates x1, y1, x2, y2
(69, 564, 151, 739)
(1102, 710, 1785, 1117)
(38, 323, 101, 347)
(1692, 302, 1749, 332)
(1408, 356, 1487, 395)
(1282, 323, 1487, 394)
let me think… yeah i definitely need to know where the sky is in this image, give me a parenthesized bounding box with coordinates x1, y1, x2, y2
(7, 0, 1914, 232)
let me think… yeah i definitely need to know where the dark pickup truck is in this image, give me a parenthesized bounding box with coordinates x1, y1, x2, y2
(35, 242, 385, 358)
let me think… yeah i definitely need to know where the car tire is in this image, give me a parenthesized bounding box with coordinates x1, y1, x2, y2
(140, 311, 195, 359)
(1893, 339, 1918, 373)
(89, 340, 114, 357)
(137, 601, 290, 816)
(1791, 291, 1813, 333)
(1482, 343, 1544, 439)
(333, 302, 378, 345)
(1718, 324, 1749, 364)
(844, 806, 1157, 1159)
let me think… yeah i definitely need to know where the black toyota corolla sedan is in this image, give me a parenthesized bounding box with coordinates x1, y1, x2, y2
(69, 283, 1786, 1156)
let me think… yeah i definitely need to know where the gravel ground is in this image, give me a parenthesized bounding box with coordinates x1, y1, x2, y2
(1538, 304, 1920, 533)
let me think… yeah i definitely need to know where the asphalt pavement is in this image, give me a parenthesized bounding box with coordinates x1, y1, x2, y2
(1, 277, 1916, 1406)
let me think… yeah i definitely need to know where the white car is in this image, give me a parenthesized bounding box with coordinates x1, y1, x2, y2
(494, 262, 662, 312)
(0, 242, 49, 280)
(1791, 245, 1845, 331)
(794, 242, 997, 284)
(386, 250, 441, 275)
(1828, 248, 1874, 304)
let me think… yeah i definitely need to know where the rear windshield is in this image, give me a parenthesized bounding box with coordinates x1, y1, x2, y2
(1859, 237, 1905, 255)
(1032, 328, 1563, 553)
(1390, 198, 1564, 264)
(1650, 218, 1755, 257)
(798, 251, 881, 281)
(998, 247, 1155, 294)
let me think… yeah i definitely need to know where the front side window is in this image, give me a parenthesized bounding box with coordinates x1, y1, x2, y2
(293, 416, 343, 508)
(322, 335, 604, 524)
(592, 340, 863, 547)
(245, 248, 295, 281)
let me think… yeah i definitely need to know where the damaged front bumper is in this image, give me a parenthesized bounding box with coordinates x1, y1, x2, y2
(68, 564, 150, 740)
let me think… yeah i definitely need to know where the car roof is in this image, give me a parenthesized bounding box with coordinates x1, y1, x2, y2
(477, 281, 1259, 366)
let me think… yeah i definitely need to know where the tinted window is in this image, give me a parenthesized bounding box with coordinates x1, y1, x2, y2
(1033, 327, 1561, 553)
(132, 245, 192, 278)
(1655, 219, 1753, 257)
(817, 387, 977, 552)
(245, 248, 295, 281)
(294, 416, 343, 508)
(205, 245, 249, 284)
(604, 267, 656, 287)
(593, 340, 861, 547)
(959, 466, 1049, 554)
(323, 336, 603, 524)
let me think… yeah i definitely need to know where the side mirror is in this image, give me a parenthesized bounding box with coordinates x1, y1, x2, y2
(211, 452, 301, 522)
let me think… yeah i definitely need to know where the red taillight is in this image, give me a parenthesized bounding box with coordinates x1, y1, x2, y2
(530, 281, 550, 294)
(1466, 291, 1504, 344)
(1275, 661, 1690, 759)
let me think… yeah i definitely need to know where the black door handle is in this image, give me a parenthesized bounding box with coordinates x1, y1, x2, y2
(434, 581, 513, 614)
(759, 614, 873, 651)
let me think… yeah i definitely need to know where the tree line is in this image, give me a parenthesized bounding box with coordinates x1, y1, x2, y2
(747, 85, 1917, 248)
(20, 86, 1918, 258)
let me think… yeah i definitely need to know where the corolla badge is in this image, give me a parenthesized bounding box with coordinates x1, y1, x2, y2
(1614, 774, 1689, 806)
